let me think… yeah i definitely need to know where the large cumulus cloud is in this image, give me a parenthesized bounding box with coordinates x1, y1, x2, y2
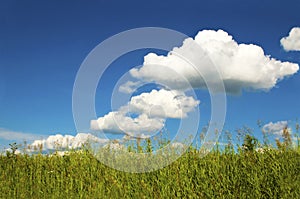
(130, 29, 299, 94)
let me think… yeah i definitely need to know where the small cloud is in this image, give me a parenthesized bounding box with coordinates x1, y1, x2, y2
(119, 81, 143, 94)
(170, 142, 185, 149)
(262, 121, 288, 136)
(215, 141, 229, 146)
(0, 128, 44, 142)
(5, 148, 22, 155)
(280, 27, 300, 51)
(168, 142, 187, 153)
(123, 133, 151, 140)
(292, 137, 300, 148)
(103, 142, 125, 151)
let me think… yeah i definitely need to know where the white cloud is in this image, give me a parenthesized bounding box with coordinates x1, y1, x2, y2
(90, 120, 101, 131)
(91, 111, 165, 135)
(5, 148, 22, 155)
(128, 89, 199, 118)
(103, 142, 125, 151)
(262, 121, 288, 136)
(129, 29, 299, 94)
(123, 133, 150, 140)
(93, 29, 299, 139)
(28, 133, 109, 151)
(0, 128, 44, 141)
(170, 142, 185, 149)
(91, 89, 199, 136)
(118, 81, 143, 94)
(280, 27, 300, 51)
(292, 137, 300, 148)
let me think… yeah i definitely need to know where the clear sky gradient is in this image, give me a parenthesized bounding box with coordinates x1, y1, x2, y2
(0, 0, 300, 149)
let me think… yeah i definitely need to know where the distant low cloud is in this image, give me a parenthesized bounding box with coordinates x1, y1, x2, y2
(5, 148, 22, 155)
(170, 142, 185, 149)
(262, 121, 288, 136)
(103, 142, 125, 151)
(280, 27, 300, 51)
(122, 134, 150, 140)
(28, 133, 109, 151)
(130, 29, 299, 94)
(0, 128, 43, 142)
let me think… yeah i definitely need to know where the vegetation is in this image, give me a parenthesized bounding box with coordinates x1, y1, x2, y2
(0, 128, 299, 198)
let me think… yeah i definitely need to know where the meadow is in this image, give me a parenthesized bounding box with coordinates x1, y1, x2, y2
(0, 131, 299, 198)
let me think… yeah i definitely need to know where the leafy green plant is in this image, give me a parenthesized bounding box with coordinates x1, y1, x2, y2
(242, 134, 258, 152)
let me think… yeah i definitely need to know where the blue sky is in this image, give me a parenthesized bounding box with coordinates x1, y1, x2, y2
(0, 0, 300, 149)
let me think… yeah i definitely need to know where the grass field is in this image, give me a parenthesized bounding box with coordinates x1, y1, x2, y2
(0, 136, 299, 199)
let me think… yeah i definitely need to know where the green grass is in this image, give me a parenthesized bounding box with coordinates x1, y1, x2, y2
(0, 145, 299, 198)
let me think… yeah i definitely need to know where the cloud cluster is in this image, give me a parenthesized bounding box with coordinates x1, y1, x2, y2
(92, 29, 299, 137)
(91, 89, 199, 136)
(130, 29, 299, 94)
(280, 27, 300, 51)
(262, 121, 288, 136)
(28, 133, 109, 151)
